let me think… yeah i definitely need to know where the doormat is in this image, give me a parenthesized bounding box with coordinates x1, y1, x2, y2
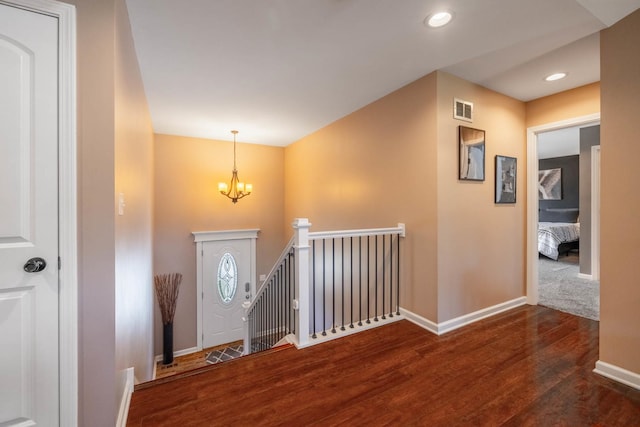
(206, 344, 244, 365)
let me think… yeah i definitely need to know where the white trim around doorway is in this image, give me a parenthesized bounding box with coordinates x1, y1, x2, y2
(192, 229, 259, 351)
(526, 113, 600, 305)
(0, 0, 79, 425)
(591, 145, 601, 281)
(57, 2, 78, 424)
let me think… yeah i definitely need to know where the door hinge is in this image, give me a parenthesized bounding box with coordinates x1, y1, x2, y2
(58, 256, 61, 270)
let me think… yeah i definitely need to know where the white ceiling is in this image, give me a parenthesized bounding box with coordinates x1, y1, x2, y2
(537, 123, 601, 159)
(537, 127, 582, 159)
(125, 0, 640, 146)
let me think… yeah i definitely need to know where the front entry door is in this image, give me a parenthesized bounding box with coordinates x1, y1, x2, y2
(202, 239, 252, 348)
(0, 3, 60, 425)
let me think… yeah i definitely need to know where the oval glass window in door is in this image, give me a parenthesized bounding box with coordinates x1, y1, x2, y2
(217, 252, 238, 304)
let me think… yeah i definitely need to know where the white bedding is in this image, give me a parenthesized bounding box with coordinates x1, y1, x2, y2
(538, 222, 580, 260)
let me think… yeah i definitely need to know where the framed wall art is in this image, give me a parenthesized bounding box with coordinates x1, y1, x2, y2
(495, 155, 517, 203)
(459, 126, 485, 181)
(538, 168, 562, 200)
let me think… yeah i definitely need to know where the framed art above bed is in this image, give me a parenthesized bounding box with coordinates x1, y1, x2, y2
(538, 168, 562, 200)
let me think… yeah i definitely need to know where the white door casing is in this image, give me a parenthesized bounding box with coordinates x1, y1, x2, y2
(0, 1, 77, 425)
(591, 145, 601, 281)
(193, 229, 258, 350)
(0, 3, 58, 424)
(526, 114, 600, 304)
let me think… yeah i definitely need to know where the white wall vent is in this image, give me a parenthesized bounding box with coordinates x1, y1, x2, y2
(454, 98, 473, 122)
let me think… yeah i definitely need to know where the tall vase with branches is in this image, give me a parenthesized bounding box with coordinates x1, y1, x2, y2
(154, 273, 182, 365)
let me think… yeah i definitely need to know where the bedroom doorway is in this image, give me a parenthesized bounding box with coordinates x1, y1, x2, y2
(526, 114, 600, 309)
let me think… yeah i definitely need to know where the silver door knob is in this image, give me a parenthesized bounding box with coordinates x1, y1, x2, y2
(24, 257, 47, 273)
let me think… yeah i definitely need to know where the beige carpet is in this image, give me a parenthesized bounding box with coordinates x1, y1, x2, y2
(538, 253, 599, 321)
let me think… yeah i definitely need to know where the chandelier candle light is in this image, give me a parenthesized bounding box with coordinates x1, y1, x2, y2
(218, 130, 252, 203)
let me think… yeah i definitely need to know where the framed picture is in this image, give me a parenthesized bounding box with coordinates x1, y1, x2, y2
(495, 155, 517, 203)
(538, 168, 562, 200)
(459, 126, 485, 181)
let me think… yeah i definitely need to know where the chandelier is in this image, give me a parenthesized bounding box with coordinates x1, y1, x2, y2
(218, 130, 252, 203)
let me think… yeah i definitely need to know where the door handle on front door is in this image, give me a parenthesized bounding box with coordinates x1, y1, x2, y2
(245, 282, 251, 300)
(24, 257, 47, 273)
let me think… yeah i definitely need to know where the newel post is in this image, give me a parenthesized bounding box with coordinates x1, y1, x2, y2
(292, 218, 311, 347)
(242, 301, 251, 355)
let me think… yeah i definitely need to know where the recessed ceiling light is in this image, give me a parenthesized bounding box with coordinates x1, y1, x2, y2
(425, 11, 453, 28)
(545, 72, 567, 82)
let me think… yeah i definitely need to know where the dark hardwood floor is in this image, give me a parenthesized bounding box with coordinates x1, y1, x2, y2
(127, 306, 640, 426)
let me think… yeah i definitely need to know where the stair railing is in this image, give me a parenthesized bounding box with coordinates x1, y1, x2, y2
(243, 218, 405, 354)
(243, 236, 295, 355)
(303, 221, 405, 345)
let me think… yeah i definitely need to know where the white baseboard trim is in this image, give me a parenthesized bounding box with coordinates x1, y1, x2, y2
(438, 297, 527, 334)
(274, 334, 295, 348)
(594, 360, 640, 390)
(401, 297, 527, 335)
(154, 346, 199, 363)
(577, 273, 593, 280)
(116, 367, 134, 427)
(399, 308, 438, 335)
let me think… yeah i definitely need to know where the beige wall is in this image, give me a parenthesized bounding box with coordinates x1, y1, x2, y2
(526, 82, 600, 128)
(285, 71, 527, 323)
(67, 0, 117, 425)
(436, 72, 526, 322)
(285, 73, 439, 320)
(63, 0, 155, 423)
(153, 134, 285, 354)
(114, 0, 155, 386)
(600, 9, 640, 374)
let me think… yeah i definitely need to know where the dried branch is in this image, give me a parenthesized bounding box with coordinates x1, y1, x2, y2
(154, 273, 182, 325)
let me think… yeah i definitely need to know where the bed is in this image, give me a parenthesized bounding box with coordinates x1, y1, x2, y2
(537, 208, 580, 260)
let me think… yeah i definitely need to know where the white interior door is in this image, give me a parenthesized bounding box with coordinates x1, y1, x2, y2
(202, 239, 252, 349)
(0, 3, 60, 425)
